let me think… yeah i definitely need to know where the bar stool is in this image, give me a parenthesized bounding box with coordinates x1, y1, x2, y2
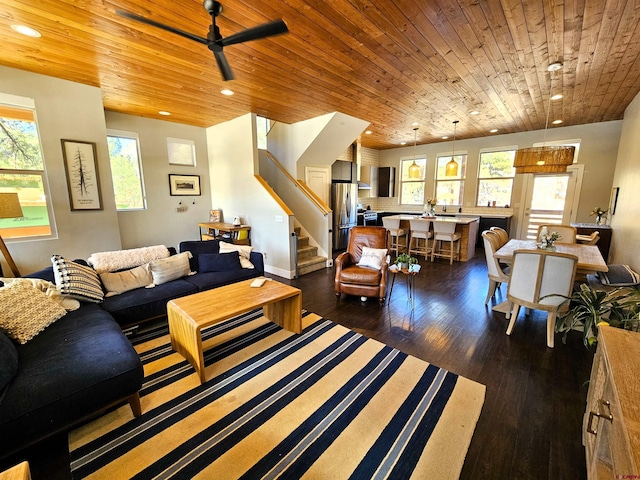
(382, 217, 408, 256)
(431, 220, 461, 265)
(408, 218, 432, 260)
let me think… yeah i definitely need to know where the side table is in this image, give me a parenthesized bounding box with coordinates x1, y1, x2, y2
(388, 263, 421, 310)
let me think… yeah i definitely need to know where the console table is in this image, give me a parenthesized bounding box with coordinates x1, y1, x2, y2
(583, 326, 639, 478)
(199, 222, 251, 245)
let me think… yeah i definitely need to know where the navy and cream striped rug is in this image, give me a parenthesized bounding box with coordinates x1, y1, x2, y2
(69, 310, 485, 479)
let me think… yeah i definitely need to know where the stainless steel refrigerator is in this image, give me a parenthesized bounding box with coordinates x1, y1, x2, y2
(331, 183, 358, 250)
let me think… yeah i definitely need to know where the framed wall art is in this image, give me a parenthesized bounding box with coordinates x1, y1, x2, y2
(61, 139, 103, 211)
(610, 186, 620, 215)
(169, 174, 201, 196)
(167, 137, 196, 166)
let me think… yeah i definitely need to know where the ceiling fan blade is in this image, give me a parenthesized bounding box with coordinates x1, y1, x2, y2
(117, 10, 209, 46)
(213, 49, 235, 81)
(220, 19, 288, 47)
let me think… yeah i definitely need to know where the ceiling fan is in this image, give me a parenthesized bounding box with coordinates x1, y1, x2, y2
(117, 0, 288, 81)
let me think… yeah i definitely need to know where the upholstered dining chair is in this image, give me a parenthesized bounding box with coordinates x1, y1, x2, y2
(408, 218, 432, 260)
(536, 224, 577, 244)
(334, 226, 389, 304)
(481, 230, 510, 306)
(506, 249, 578, 348)
(382, 217, 408, 255)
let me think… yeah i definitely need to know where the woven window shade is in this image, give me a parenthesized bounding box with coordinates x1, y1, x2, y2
(513, 146, 575, 174)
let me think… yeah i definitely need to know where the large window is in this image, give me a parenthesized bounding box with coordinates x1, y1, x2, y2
(107, 130, 146, 210)
(435, 153, 467, 206)
(399, 157, 426, 205)
(0, 98, 55, 239)
(476, 149, 516, 207)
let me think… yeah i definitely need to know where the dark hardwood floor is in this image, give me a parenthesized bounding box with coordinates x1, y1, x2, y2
(276, 249, 592, 480)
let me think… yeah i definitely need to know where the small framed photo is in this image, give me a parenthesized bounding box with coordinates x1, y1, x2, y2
(61, 139, 103, 210)
(210, 209, 223, 222)
(167, 137, 196, 166)
(169, 174, 201, 196)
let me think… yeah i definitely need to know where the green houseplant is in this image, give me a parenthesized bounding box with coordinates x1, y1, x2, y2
(555, 283, 640, 348)
(394, 253, 418, 270)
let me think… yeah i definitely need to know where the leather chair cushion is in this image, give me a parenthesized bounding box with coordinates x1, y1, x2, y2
(339, 265, 382, 286)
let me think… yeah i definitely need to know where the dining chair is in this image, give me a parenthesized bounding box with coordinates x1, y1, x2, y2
(408, 218, 432, 260)
(481, 230, 510, 305)
(506, 249, 578, 348)
(536, 224, 577, 244)
(382, 217, 408, 255)
(431, 220, 461, 265)
(576, 230, 600, 245)
(489, 226, 509, 247)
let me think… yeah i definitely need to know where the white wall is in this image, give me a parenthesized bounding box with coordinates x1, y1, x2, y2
(609, 91, 640, 271)
(207, 114, 293, 277)
(0, 66, 121, 275)
(105, 112, 211, 249)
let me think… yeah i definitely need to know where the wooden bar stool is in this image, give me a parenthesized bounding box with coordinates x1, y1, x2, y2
(408, 218, 432, 260)
(382, 217, 408, 256)
(431, 220, 461, 265)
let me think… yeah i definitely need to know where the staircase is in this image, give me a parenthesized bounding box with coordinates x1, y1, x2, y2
(295, 227, 327, 276)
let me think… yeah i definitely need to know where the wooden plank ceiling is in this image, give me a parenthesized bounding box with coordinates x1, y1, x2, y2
(2, 0, 639, 150)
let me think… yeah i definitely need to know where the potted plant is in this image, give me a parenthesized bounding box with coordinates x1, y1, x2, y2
(395, 253, 418, 270)
(555, 283, 640, 348)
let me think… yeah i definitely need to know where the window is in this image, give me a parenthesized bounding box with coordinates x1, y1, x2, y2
(435, 153, 467, 206)
(107, 130, 146, 210)
(0, 97, 55, 239)
(399, 158, 426, 205)
(256, 116, 269, 150)
(476, 149, 516, 207)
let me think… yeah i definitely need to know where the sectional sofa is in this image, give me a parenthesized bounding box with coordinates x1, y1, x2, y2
(0, 239, 264, 472)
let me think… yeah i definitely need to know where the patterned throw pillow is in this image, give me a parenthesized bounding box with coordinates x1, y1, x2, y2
(0, 281, 67, 344)
(147, 252, 193, 285)
(51, 255, 104, 303)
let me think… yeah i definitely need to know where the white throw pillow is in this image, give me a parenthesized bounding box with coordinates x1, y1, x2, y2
(357, 247, 388, 270)
(219, 242, 254, 269)
(0, 281, 67, 344)
(100, 265, 154, 296)
(147, 252, 193, 285)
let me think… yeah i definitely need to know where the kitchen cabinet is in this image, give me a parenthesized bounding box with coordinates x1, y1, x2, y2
(358, 166, 395, 197)
(477, 215, 512, 246)
(331, 160, 357, 182)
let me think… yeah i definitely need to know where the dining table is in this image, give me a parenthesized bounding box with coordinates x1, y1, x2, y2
(494, 239, 608, 275)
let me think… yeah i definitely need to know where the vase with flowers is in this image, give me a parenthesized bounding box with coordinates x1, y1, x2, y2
(538, 230, 562, 250)
(590, 206, 608, 225)
(424, 198, 437, 217)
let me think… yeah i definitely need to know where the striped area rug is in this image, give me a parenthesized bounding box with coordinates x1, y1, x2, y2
(69, 310, 485, 479)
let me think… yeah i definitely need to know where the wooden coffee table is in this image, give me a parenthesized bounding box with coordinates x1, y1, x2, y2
(167, 278, 302, 384)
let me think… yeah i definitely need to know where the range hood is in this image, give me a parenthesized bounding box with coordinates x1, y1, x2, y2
(357, 180, 371, 189)
(358, 166, 395, 197)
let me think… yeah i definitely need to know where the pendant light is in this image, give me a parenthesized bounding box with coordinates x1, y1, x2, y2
(408, 124, 421, 179)
(445, 121, 459, 176)
(514, 63, 574, 174)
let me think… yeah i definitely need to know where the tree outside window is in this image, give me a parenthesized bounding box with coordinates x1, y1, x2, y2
(435, 154, 466, 206)
(107, 132, 146, 210)
(0, 102, 54, 239)
(399, 158, 426, 205)
(476, 149, 515, 207)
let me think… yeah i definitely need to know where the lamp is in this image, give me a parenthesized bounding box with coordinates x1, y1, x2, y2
(408, 125, 421, 179)
(0, 192, 24, 277)
(445, 120, 459, 176)
(514, 63, 574, 174)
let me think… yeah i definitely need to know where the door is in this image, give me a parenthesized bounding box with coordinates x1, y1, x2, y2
(518, 165, 583, 239)
(305, 166, 330, 206)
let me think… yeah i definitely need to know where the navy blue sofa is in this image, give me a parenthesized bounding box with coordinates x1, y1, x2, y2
(0, 240, 264, 472)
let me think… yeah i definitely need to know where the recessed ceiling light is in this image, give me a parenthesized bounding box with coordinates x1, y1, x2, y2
(11, 24, 41, 38)
(551, 94, 563, 100)
(220, 89, 234, 96)
(470, 111, 480, 115)
(365, 130, 372, 135)
(552, 119, 563, 124)
(490, 129, 499, 133)
(548, 62, 563, 72)
(441, 136, 449, 140)
(158, 111, 171, 116)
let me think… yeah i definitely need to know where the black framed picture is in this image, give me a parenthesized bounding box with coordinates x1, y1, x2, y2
(61, 139, 103, 210)
(168, 174, 201, 196)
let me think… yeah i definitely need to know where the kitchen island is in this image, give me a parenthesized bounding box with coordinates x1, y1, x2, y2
(384, 214, 480, 262)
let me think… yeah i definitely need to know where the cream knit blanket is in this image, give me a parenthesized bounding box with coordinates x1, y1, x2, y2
(88, 245, 170, 274)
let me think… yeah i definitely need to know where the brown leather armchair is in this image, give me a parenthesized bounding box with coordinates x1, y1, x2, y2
(334, 226, 389, 304)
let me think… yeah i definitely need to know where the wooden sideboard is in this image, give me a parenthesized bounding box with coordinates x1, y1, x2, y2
(583, 326, 639, 479)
